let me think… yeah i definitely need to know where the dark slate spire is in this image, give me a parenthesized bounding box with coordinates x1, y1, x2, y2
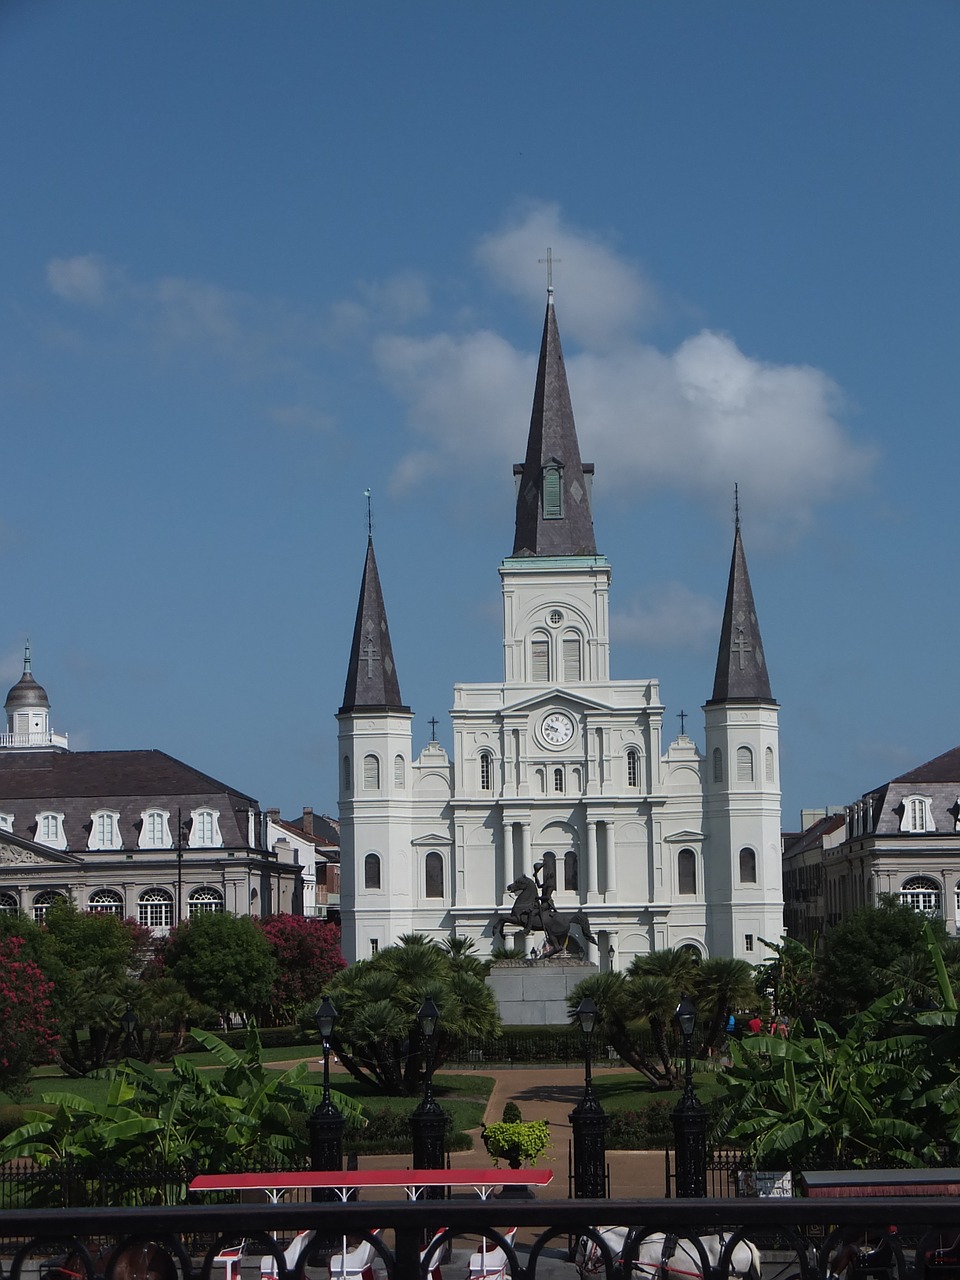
(512, 292, 598, 557)
(340, 537, 408, 714)
(708, 508, 774, 704)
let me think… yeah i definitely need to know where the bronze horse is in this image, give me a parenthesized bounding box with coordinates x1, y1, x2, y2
(494, 874, 597, 958)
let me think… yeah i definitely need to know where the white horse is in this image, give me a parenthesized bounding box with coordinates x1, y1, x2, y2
(576, 1228, 762, 1280)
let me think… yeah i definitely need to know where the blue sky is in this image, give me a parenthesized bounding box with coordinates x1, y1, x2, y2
(1, 1, 957, 830)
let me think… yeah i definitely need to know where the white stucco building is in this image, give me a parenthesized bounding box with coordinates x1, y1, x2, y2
(337, 291, 784, 967)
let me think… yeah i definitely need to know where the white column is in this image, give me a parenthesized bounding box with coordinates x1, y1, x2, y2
(502, 823, 515, 901)
(605, 820, 617, 894)
(521, 822, 533, 879)
(586, 819, 599, 899)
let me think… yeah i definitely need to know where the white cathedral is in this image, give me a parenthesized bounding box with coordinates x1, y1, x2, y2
(337, 291, 784, 968)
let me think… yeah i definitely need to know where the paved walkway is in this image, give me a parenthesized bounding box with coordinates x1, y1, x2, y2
(354, 1065, 666, 1201)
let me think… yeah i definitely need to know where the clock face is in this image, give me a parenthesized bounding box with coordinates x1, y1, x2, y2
(541, 711, 575, 746)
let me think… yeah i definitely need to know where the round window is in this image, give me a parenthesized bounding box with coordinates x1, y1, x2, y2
(548, 609, 564, 626)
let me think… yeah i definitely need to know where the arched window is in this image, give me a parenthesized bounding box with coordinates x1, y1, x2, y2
(739, 847, 757, 884)
(140, 809, 171, 849)
(900, 876, 941, 915)
(479, 752, 493, 792)
(736, 746, 754, 783)
(765, 747, 776, 783)
(531, 632, 551, 682)
(88, 889, 123, 914)
(535, 767, 546, 794)
(553, 767, 564, 793)
(363, 754, 380, 791)
(188, 887, 224, 917)
(627, 749, 640, 788)
(138, 889, 173, 929)
(33, 889, 66, 923)
(562, 633, 582, 681)
(712, 748, 723, 784)
(678, 849, 697, 895)
(542, 851, 557, 894)
(901, 795, 933, 833)
(563, 850, 579, 892)
(0, 891, 19, 913)
(424, 851, 444, 899)
(394, 754, 405, 787)
(191, 808, 221, 848)
(364, 852, 382, 890)
(37, 811, 64, 846)
(342, 755, 351, 792)
(571, 766, 582, 791)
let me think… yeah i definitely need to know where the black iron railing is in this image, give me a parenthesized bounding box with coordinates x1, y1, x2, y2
(3, 1197, 960, 1280)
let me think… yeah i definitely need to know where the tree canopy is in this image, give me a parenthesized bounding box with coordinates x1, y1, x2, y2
(164, 912, 277, 1024)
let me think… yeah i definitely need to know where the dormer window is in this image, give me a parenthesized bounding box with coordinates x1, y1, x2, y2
(901, 795, 934, 833)
(139, 809, 171, 849)
(0, 813, 13, 833)
(89, 809, 122, 851)
(191, 808, 222, 848)
(36, 811, 67, 851)
(542, 463, 564, 519)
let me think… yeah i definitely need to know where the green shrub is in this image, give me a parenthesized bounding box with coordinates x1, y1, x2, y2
(345, 1107, 470, 1155)
(606, 1101, 674, 1150)
(501, 1101, 522, 1123)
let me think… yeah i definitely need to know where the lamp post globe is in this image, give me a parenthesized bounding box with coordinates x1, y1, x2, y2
(308, 995, 345, 1198)
(569, 996, 607, 1199)
(671, 994, 707, 1198)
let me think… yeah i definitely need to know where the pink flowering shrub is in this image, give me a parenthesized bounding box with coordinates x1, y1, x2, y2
(0, 934, 59, 1098)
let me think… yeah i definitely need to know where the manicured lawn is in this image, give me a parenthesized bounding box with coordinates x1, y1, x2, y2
(591, 1069, 721, 1112)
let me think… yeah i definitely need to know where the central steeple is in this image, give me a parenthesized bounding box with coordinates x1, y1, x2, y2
(512, 292, 598, 558)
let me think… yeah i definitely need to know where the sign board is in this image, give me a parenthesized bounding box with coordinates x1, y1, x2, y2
(737, 1170, 793, 1198)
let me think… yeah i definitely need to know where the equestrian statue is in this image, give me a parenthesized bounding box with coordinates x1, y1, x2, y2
(494, 863, 597, 959)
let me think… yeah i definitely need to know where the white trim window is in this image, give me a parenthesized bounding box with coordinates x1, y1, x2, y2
(0, 813, 13, 833)
(0, 891, 19, 913)
(363, 754, 381, 791)
(89, 809, 122, 851)
(900, 876, 941, 915)
(139, 809, 171, 849)
(901, 794, 934, 833)
(188, 887, 224, 917)
(138, 889, 174, 929)
(190, 808, 222, 848)
(88, 889, 124, 915)
(37, 811, 67, 850)
(33, 889, 66, 923)
(626, 749, 640, 789)
(736, 746, 754, 783)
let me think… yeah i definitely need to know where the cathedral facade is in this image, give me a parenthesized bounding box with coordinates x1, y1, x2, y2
(337, 293, 784, 968)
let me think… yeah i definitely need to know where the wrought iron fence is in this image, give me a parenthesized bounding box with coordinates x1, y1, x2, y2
(3, 1196, 960, 1280)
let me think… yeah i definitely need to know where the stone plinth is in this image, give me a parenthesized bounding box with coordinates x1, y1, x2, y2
(486, 959, 598, 1025)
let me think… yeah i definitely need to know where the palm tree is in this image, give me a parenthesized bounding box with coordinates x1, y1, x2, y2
(692, 957, 758, 1052)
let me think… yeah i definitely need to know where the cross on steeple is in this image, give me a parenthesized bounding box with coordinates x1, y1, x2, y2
(539, 246, 561, 292)
(731, 626, 752, 670)
(428, 716, 439, 741)
(364, 487, 373, 537)
(678, 710, 687, 735)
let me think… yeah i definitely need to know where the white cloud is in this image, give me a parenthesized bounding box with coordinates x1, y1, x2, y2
(383, 206, 876, 536)
(0, 648, 24, 684)
(46, 254, 110, 305)
(611, 583, 718, 653)
(476, 201, 658, 346)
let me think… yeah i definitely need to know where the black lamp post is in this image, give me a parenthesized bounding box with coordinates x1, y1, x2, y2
(308, 996, 345, 1200)
(671, 994, 707, 1197)
(120, 1004, 138, 1058)
(569, 996, 607, 1199)
(410, 998, 445, 1198)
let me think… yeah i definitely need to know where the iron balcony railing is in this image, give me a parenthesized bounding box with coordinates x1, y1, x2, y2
(4, 1196, 960, 1280)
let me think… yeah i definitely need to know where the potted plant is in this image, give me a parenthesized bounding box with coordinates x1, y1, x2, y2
(481, 1119, 551, 1169)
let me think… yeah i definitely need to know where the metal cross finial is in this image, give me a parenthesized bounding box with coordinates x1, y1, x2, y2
(428, 716, 439, 742)
(363, 488, 373, 538)
(734, 483, 740, 530)
(678, 710, 687, 735)
(538, 247, 561, 292)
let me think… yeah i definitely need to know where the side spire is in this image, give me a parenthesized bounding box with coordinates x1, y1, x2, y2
(340, 531, 408, 714)
(512, 292, 597, 557)
(708, 499, 774, 703)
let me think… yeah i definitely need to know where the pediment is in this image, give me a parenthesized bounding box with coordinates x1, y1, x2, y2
(663, 829, 704, 844)
(0, 835, 83, 866)
(411, 832, 453, 847)
(504, 688, 615, 716)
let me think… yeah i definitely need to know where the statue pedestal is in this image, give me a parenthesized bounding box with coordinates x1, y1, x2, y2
(486, 959, 598, 1026)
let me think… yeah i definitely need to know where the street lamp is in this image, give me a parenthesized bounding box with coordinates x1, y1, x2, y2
(410, 998, 445, 1198)
(308, 996, 345, 1200)
(120, 1004, 138, 1057)
(671, 994, 707, 1197)
(569, 996, 607, 1199)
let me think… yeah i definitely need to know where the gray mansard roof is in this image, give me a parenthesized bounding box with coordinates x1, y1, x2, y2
(0, 749, 261, 851)
(857, 745, 960, 837)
